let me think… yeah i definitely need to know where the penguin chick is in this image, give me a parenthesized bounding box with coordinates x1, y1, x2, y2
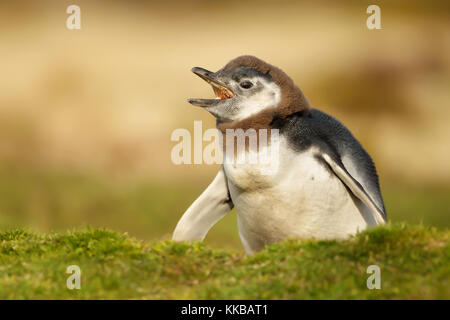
(173, 55, 386, 254)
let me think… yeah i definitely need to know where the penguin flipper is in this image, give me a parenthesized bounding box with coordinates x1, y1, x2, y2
(320, 153, 386, 225)
(172, 167, 234, 241)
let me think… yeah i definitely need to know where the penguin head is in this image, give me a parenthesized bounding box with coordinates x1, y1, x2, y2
(188, 55, 310, 124)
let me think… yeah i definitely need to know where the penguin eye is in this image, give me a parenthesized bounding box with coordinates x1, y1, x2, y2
(239, 81, 253, 89)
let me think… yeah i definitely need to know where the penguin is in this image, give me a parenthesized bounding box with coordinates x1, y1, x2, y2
(172, 55, 386, 254)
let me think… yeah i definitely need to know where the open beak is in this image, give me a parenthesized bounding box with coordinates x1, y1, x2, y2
(188, 67, 235, 107)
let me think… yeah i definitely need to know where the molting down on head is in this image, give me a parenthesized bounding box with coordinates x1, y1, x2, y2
(188, 55, 311, 131)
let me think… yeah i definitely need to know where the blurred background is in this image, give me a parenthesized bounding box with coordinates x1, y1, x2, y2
(0, 0, 448, 250)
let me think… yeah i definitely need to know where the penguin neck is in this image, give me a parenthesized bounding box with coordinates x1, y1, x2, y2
(215, 103, 309, 155)
(216, 100, 310, 133)
(217, 107, 277, 133)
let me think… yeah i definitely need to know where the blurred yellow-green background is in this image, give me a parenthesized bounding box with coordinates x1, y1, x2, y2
(0, 0, 449, 250)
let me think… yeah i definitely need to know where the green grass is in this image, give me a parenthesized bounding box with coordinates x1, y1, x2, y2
(0, 166, 449, 252)
(0, 166, 448, 299)
(0, 224, 448, 299)
(0, 166, 243, 249)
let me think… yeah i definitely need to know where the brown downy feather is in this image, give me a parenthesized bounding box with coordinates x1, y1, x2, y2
(217, 55, 311, 133)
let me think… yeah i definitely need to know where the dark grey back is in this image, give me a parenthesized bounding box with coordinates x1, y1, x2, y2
(272, 108, 386, 218)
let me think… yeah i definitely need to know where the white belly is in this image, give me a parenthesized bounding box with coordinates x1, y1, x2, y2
(223, 138, 369, 254)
